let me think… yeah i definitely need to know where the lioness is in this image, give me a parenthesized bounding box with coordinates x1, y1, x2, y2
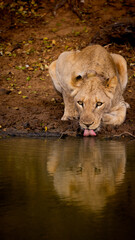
(49, 45, 129, 136)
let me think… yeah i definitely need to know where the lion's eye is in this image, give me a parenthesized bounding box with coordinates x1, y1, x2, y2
(77, 101, 84, 107)
(96, 102, 103, 108)
(76, 75, 82, 80)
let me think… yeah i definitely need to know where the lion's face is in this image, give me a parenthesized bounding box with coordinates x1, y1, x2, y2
(73, 76, 117, 131)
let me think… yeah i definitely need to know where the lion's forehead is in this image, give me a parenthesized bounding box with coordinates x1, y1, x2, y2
(76, 88, 108, 102)
(87, 91, 107, 102)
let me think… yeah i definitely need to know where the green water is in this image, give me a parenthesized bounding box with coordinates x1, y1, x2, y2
(0, 137, 135, 240)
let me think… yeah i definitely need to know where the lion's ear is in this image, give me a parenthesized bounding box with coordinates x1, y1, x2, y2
(71, 74, 83, 88)
(105, 76, 118, 97)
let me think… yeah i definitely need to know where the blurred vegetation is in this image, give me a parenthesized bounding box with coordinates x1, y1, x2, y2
(0, 0, 134, 21)
(0, 0, 42, 17)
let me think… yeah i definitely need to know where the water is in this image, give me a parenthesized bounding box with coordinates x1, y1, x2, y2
(0, 137, 135, 240)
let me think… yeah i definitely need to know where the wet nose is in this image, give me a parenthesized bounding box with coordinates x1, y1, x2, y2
(85, 122, 94, 128)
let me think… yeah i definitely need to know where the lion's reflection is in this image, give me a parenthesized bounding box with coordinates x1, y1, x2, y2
(47, 138, 126, 211)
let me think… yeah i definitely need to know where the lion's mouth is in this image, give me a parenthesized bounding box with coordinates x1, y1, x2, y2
(83, 129, 96, 137)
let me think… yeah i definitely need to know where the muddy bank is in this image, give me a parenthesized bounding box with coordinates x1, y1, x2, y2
(0, 1, 135, 139)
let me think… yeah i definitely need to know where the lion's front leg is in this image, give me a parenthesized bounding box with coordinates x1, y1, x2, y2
(61, 91, 79, 120)
(102, 102, 129, 126)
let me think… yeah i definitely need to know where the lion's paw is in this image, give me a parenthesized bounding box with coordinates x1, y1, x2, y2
(61, 115, 69, 121)
(102, 113, 115, 125)
(61, 113, 79, 121)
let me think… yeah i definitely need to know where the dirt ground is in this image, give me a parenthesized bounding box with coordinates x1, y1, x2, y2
(0, 0, 135, 138)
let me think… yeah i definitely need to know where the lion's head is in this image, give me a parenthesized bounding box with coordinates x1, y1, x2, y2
(71, 72, 118, 131)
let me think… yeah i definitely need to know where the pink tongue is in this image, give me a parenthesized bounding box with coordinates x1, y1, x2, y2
(83, 129, 96, 137)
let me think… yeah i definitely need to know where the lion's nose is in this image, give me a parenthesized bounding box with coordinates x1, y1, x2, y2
(85, 122, 94, 128)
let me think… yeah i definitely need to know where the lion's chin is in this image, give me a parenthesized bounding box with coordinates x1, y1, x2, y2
(83, 129, 97, 137)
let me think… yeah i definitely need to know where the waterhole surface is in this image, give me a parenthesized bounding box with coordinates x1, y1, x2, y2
(0, 137, 135, 240)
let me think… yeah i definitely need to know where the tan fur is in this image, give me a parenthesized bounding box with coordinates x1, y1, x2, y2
(49, 45, 129, 131)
